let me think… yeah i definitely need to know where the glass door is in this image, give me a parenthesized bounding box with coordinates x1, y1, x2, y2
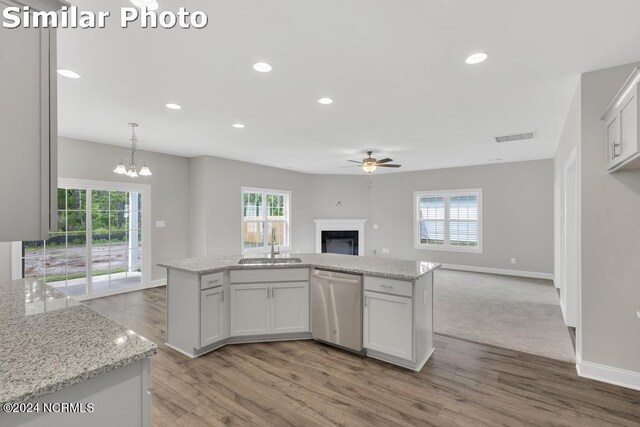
(18, 181, 149, 299)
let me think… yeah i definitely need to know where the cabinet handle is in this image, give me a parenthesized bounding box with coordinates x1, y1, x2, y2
(364, 296, 368, 307)
(267, 287, 271, 298)
(613, 142, 621, 158)
(220, 290, 224, 302)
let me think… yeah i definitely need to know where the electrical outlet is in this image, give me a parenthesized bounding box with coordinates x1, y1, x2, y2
(423, 290, 428, 304)
(511, 257, 517, 264)
(155, 220, 166, 228)
(382, 248, 390, 254)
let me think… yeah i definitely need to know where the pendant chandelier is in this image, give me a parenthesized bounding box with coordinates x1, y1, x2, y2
(113, 123, 152, 178)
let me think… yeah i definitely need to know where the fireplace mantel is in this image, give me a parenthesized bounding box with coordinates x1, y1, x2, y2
(314, 219, 367, 256)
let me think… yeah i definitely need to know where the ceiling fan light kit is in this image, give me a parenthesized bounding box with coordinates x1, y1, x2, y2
(114, 123, 152, 178)
(346, 151, 402, 174)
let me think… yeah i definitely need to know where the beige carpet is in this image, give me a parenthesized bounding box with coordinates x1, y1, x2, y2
(434, 269, 575, 362)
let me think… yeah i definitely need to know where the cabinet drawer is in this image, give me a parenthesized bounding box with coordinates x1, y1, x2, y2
(230, 268, 309, 284)
(201, 272, 224, 290)
(364, 276, 413, 297)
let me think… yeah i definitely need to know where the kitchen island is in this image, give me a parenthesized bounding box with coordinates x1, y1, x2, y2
(158, 253, 439, 371)
(0, 279, 156, 427)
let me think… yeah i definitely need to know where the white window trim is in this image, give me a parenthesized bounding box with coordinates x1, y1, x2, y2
(240, 186, 291, 254)
(12, 177, 153, 300)
(413, 188, 483, 254)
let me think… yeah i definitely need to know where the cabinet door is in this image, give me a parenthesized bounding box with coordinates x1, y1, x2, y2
(620, 90, 638, 161)
(363, 291, 413, 360)
(230, 284, 270, 336)
(271, 282, 309, 334)
(607, 115, 621, 169)
(0, 23, 56, 241)
(200, 287, 226, 347)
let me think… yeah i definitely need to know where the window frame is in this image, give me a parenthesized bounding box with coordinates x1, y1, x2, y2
(241, 187, 291, 254)
(413, 189, 483, 253)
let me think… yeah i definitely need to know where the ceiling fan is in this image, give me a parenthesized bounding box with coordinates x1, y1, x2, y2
(345, 151, 402, 173)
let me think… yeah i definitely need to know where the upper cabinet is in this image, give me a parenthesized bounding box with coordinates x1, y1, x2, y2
(0, 0, 64, 241)
(602, 67, 640, 172)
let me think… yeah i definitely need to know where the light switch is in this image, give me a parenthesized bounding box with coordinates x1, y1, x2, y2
(382, 248, 390, 254)
(155, 220, 166, 228)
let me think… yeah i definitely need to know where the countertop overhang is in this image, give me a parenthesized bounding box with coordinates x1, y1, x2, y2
(157, 253, 440, 281)
(0, 279, 157, 405)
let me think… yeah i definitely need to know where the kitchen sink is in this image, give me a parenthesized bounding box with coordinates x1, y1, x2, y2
(238, 257, 303, 265)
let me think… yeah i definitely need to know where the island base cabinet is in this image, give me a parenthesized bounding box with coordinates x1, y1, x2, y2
(200, 286, 227, 347)
(271, 282, 309, 334)
(0, 358, 151, 427)
(230, 284, 270, 336)
(230, 282, 309, 337)
(363, 291, 413, 361)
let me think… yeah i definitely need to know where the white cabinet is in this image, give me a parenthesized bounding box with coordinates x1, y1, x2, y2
(200, 286, 227, 347)
(230, 281, 309, 337)
(363, 291, 413, 360)
(230, 284, 270, 336)
(0, 0, 63, 241)
(271, 282, 309, 334)
(603, 67, 640, 172)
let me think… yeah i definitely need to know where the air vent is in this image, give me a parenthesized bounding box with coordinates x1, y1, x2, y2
(495, 132, 535, 143)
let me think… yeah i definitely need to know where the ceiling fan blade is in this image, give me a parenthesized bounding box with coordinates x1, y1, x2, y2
(377, 164, 402, 168)
(347, 160, 363, 164)
(376, 158, 393, 164)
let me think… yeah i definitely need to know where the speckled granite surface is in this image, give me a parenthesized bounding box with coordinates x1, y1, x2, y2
(157, 253, 439, 281)
(0, 279, 156, 404)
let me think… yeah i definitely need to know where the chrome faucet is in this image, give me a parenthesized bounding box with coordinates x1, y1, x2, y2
(270, 229, 280, 258)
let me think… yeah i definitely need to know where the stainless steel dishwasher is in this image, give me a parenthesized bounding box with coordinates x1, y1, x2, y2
(311, 269, 363, 352)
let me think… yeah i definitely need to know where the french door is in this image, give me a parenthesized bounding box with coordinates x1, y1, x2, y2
(14, 179, 151, 300)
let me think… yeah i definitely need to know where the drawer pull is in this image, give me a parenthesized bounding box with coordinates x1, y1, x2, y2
(380, 284, 393, 289)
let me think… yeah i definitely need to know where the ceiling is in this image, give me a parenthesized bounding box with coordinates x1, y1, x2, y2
(57, 0, 640, 174)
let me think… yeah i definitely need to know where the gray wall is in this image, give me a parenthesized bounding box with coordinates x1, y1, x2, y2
(58, 137, 191, 281)
(188, 159, 553, 276)
(189, 156, 314, 256)
(579, 62, 640, 372)
(366, 161, 554, 273)
(554, 80, 582, 286)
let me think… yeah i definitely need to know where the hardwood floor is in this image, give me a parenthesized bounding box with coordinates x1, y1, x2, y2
(84, 287, 640, 426)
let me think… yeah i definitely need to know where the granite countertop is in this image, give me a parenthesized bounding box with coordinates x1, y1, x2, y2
(157, 253, 440, 281)
(0, 279, 157, 405)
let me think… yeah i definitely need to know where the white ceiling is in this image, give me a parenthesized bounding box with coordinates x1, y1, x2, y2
(57, 0, 640, 174)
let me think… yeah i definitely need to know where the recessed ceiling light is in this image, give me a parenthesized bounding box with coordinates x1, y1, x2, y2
(130, 0, 159, 10)
(165, 103, 182, 110)
(465, 52, 488, 65)
(318, 97, 334, 105)
(253, 62, 272, 73)
(58, 69, 80, 79)
(232, 123, 245, 129)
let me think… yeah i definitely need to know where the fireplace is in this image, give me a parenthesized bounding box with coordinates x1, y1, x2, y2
(322, 230, 359, 255)
(314, 219, 367, 256)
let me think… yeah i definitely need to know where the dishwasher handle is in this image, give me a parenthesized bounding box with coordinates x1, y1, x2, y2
(313, 270, 361, 285)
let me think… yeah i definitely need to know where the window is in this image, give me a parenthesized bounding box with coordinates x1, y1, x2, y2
(13, 179, 151, 300)
(242, 187, 290, 253)
(414, 189, 482, 252)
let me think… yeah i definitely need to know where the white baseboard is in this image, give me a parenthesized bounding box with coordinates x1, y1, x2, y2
(576, 354, 640, 391)
(440, 263, 554, 280)
(150, 278, 167, 287)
